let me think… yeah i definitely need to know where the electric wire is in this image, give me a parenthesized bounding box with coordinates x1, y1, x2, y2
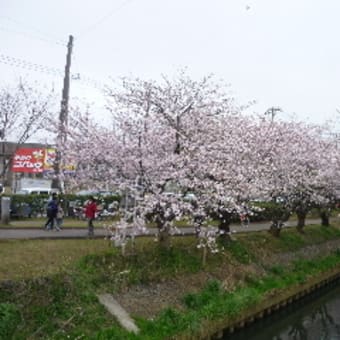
(0, 15, 66, 46)
(77, 0, 135, 39)
(0, 53, 105, 90)
(0, 26, 66, 47)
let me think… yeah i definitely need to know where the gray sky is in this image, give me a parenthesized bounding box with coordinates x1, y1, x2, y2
(1, 0, 339, 128)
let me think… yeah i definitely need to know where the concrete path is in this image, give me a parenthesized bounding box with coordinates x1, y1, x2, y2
(0, 219, 331, 240)
(97, 293, 139, 334)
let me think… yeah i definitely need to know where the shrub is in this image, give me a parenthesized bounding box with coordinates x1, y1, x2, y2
(5, 193, 121, 218)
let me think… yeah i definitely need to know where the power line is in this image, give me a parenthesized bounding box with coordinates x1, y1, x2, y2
(0, 15, 66, 46)
(77, 0, 135, 39)
(0, 53, 105, 90)
(0, 53, 63, 77)
(0, 26, 66, 47)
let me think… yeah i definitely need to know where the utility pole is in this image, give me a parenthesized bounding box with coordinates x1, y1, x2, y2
(330, 132, 340, 149)
(264, 107, 282, 122)
(53, 35, 73, 192)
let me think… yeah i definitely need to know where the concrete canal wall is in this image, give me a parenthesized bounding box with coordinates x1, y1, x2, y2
(209, 267, 340, 339)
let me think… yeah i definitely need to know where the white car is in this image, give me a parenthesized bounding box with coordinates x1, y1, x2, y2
(16, 188, 60, 195)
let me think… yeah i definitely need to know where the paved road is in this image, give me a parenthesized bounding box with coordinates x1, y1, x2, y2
(0, 219, 331, 240)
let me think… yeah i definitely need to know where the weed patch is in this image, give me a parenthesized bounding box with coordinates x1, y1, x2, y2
(227, 241, 253, 264)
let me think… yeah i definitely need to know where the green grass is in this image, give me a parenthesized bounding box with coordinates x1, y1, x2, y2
(74, 237, 205, 291)
(147, 252, 340, 339)
(0, 303, 20, 339)
(96, 251, 340, 339)
(0, 239, 111, 281)
(0, 237, 209, 339)
(1, 223, 340, 339)
(227, 241, 254, 264)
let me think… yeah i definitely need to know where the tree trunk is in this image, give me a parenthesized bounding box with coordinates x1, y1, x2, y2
(296, 211, 306, 233)
(202, 247, 207, 267)
(218, 216, 232, 243)
(320, 211, 330, 227)
(193, 213, 204, 238)
(158, 223, 171, 250)
(121, 243, 126, 257)
(269, 220, 282, 237)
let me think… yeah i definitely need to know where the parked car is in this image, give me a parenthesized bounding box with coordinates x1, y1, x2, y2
(75, 190, 119, 197)
(183, 192, 197, 201)
(16, 188, 60, 195)
(75, 190, 98, 196)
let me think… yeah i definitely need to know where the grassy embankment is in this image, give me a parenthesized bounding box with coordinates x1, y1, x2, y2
(1, 222, 340, 339)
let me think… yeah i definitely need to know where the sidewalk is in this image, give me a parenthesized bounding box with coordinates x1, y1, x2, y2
(0, 227, 108, 240)
(0, 219, 330, 240)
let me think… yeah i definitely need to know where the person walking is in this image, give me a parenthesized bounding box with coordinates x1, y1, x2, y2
(44, 193, 58, 230)
(84, 196, 97, 237)
(56, 200, 64, 231)
(239, 205, 250, 228)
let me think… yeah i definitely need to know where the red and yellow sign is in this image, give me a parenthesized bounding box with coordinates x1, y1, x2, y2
(43, 148, 57, 172)
(12, 147, 76, 174)
(12, 148, 45, 173)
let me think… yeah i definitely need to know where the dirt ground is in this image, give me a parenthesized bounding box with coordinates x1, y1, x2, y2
(114, 239, 340, 319)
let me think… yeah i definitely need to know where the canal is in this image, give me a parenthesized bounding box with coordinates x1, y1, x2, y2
(225, 281, 340, 340)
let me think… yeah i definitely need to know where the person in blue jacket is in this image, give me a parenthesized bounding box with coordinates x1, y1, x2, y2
(44, 193, 58, 230)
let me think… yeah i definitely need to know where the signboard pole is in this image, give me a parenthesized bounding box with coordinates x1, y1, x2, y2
(1, 196, 10, 224)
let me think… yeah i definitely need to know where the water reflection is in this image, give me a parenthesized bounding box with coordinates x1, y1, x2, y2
(225, 282, 340, 340)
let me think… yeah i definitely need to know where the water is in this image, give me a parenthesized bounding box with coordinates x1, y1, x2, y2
(225, 282, 340, 340)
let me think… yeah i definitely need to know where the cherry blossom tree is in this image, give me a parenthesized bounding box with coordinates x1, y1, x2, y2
(104, 71, 243, 248)
(178, 113, 263, 241)
(63, 109, 124, 194)
(62, 70, 340, 248)
(252, 118, 340, 235)
(0, 81, 56, 182)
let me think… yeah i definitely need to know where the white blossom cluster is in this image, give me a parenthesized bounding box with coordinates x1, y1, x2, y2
(196, 226, 220, 254)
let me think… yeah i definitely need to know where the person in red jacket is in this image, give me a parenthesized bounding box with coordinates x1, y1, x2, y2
(84, 196, 97, 237)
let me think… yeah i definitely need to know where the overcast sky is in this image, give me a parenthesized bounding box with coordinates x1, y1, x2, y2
(1, 0, 339, 129)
